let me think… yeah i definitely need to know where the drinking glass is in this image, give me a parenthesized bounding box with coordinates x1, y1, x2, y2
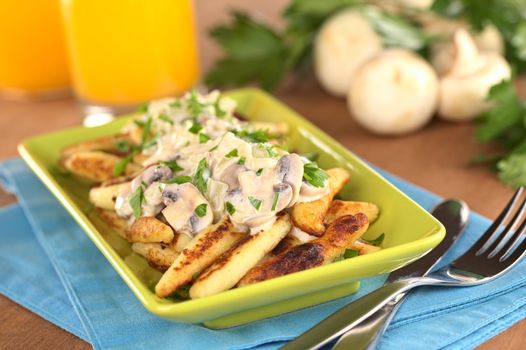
(60, 0, 200, 126)
(0, 0, 70, 100)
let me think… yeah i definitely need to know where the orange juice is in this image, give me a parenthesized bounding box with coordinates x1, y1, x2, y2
(0, 0, 70, 97)
(60, 0, 200, 105)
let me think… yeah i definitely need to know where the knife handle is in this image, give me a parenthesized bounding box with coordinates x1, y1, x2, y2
(331, 293, 407, 350)
(279, 278, 426, 350)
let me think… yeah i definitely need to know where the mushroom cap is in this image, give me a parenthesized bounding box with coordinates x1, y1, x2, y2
(347, 48, 439, 135)
(429, 24, 504, 76)
(314, 9, 383, 97)
(438, 29, 511, 121)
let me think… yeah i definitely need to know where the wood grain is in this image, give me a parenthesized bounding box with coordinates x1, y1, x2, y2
(0, 0, 524, 348)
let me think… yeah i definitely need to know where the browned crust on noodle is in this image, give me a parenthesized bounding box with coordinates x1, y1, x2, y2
(238, 213, 368, 286)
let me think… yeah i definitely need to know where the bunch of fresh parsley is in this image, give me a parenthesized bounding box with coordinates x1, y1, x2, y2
(206, 0, 430, 90)
(475, 80, 526, 188)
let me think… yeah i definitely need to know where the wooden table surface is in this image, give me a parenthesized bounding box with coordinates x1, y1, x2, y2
(1, 1, 525, 349)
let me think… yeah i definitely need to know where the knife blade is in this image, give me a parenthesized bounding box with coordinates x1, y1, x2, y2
(331, 199, 470, 350)
(280, 199, 470, 350)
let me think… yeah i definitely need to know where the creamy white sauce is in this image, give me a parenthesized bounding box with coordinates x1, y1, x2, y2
(114, 91, 329, 237)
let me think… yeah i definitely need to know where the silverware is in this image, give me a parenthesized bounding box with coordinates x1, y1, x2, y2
(332, 199, 470, 350)
(281, 187, 526, 350)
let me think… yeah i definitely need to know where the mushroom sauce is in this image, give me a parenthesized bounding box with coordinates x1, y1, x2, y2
(115, 91, 329, 236)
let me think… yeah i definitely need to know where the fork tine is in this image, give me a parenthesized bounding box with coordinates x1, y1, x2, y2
(487, 195, 526, 258)
(475, 187, 524, 255)
(499, 213, 526, 261)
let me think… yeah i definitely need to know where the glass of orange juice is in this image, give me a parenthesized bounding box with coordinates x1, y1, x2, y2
(60, 0, 200, 126)
(0, 0, 70, 100)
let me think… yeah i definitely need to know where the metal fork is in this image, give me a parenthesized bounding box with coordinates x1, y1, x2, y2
(281, 187, 526, 350)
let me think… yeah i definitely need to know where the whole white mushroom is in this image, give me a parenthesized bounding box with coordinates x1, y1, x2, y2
(430, 24, 505, 75)
(314, 9, 383, 97)
(438, 29, 511, 121)
(348, 48, 439, 135)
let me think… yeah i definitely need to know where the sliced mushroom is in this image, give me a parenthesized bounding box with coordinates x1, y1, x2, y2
(275, 154, 304, 204)
(130, 164, 172, 192)
(161, 183, 213, 236)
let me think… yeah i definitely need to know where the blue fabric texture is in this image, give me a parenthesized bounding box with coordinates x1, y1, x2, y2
(0, 157, 525, 350)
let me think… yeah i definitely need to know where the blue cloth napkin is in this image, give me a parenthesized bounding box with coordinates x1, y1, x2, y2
(1, 158, 525, 350)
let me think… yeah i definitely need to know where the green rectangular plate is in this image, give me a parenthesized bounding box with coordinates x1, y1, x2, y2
(18, 88, 445, 328)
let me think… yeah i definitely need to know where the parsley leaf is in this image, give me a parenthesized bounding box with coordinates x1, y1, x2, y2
(474, 80, 526, 187)
(113, 139, 132, 153)
(214, 99, 226, 118)
(225, 149, 239, 158)
(343, 249, 359, 259)
(193, 158, 210, 194)
(256, 168, 263, 176)
(160, 160, 183, 173)
(189, 122, 203, 134)
(226, 201, 236, 215)
(271, 191, 279, 211)
(205, 12, 289, 91)
(164, 175, 192, 184)
(233, 129, 269, 143)
(136, 103, 149, 114)
(140, 117, 153, 145)
(170, 100, 182, 108)
(363, 233, 385, 247)
(113, 154, 133, 177)
(475, 80, 525, 143)
(497, 154, 526, 188)
(248, 196, 262, 210)
(237, 156, 246, 165)
(361, 7, 432, 51)
(199, 133, 211, 143)
(159, 114, 174, 125)
(129, 185, 145, 219)
(194, 203, 208, 218)
(188, 90, 205, 118)
(303, 162, 329, 188)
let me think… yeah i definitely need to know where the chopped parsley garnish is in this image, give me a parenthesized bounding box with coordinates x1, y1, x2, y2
(248, 196, 262, 210)
(164, 175, 192, 184)
(214, 99, 226, 118)
(343, 249, 359, 259)
(169, 100, 182, 108)
(193, 158, 210, 194)
(158, 114, 173, 125)
(263, 144, 279, 158)
(140, 117, 153, 145)
(256, 168, 263, 176)
(209, 144, 219, 152)
(113, 154, 133, 176)
(188, 90, 205, 118)
(334, 248, 359, 262)
(226, 201, 236, 215)
(188, 122, 203, 134)
(271, 192, 279, 211)
(134, 119, 146, 128)
(136, 103, 149, 114)
(233, 129, 269, 143)
(301, 152, 319, 162)
(129, 184, 145, 219)
(225, 149, 238, 158)
(194, 203, 208, 218)
(303, 162, 328, 188)
(237, 156, 246, 165)
(363, 233, 385, 247)
(199, 133, 211, 143)
(160, 160, 183, 172)
(113, 139, 132, 153)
